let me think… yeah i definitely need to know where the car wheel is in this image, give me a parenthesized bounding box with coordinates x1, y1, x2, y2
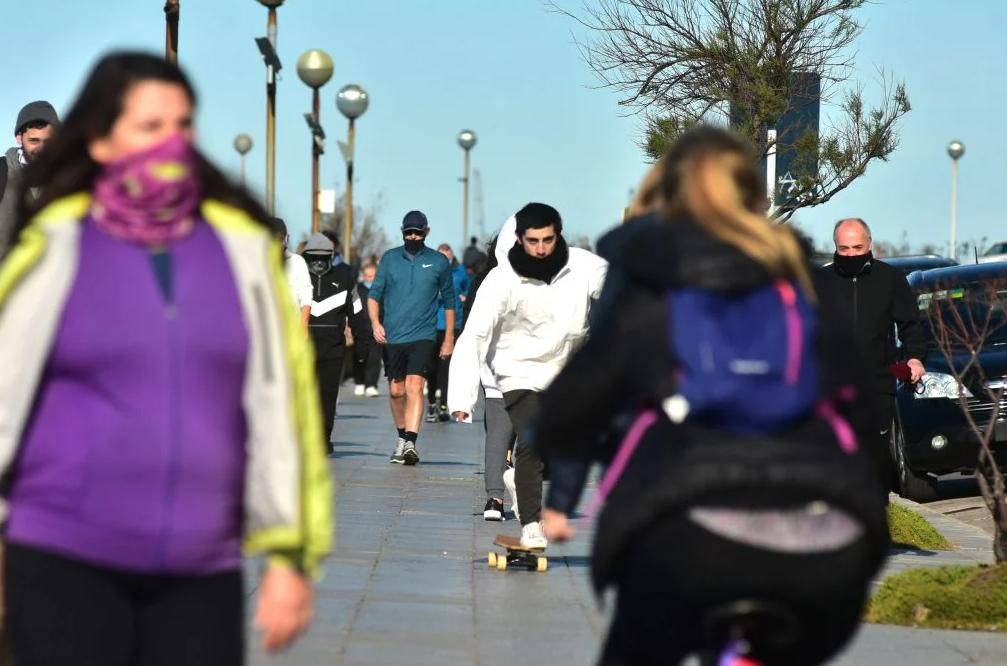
(893, 418, 939, 503)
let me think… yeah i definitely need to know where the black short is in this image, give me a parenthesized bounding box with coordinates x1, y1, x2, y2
(384, 339, 436, 381)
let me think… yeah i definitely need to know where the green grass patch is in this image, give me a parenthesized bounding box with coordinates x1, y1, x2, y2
(888, 503, 953, 551)
(867, 565, 1007, 631)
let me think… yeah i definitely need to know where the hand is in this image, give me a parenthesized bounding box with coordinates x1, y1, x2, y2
(372, 322, 387, 345)
(440, 337, 455, 359)
(453, 411, 469, 423)
(908, 359, 925, 383)
(543, 509, 575, 543)
(254, 563, 313, 652)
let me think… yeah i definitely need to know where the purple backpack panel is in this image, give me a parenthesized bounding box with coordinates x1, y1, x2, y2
(668, 281, 818, 433)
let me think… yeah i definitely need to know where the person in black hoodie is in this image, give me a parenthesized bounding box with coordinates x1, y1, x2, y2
(819, 217, 927, 485)
(303, 232, 362, 455)
(535, 127, 889, 666)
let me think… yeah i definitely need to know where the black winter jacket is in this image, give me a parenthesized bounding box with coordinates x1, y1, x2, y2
(308, 261, 362, 360)
(536, 217, 889, 593)
(817, 258, 927, 396)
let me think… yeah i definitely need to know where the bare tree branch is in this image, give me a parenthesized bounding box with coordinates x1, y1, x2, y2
(924, 279, 1007, 563)
(553, 0, 909, 221)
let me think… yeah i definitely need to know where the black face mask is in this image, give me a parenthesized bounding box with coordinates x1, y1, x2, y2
(305, 252, 331, 276)
(508, 235, 570, 284)
(833, 251, 873, 277)
(403, 235, 425, 255)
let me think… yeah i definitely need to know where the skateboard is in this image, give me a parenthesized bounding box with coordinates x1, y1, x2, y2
(488, 534, 547, 572)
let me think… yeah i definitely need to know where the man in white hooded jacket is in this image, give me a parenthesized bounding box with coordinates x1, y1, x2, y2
(449, 203, 607, 548)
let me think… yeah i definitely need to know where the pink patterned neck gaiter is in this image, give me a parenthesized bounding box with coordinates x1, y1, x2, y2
(91, 134, 202, 247)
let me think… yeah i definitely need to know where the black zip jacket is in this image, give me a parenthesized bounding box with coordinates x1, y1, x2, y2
(817, 258, 927, 396)
(535, 217, 889, 592)
(308, 261, 362, 361)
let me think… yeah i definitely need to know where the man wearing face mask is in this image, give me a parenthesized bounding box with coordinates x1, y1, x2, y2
(448, 203, 607, 548)
(819, 217, 927, 486)
(352, 263, 382, 397)
(304, 232, 363, 455)
(0, 101, 60, 259)
(368, 211, 455, 465)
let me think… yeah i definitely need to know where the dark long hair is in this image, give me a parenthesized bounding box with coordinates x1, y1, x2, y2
(12, 52, 270, 241)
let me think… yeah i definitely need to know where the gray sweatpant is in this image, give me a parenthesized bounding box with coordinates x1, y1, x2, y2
(484, 396, 515, 500)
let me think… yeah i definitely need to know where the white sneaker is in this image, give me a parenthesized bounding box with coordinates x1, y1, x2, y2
(520, 521, 548, 549)
(389, 438, 406, 464)
(502, 466, 519, 522)
(354, 385, 365, 397)
(365, 386, 380, 398)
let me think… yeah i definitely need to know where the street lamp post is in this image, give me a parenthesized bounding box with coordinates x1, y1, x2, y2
(337, 84, 369, 263)
(947, 140, 965, 259)
(164, 1, 180, 64)
(255, 0, 285, 215)
(297, 50, 334, 234)
(457, 130, 477, 249)
(234, 134, 253, 188)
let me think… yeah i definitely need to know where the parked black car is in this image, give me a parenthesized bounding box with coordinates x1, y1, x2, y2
(893, 262, 1007, 500)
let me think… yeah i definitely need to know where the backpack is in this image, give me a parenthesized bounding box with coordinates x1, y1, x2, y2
(667, 280, 819, 433)
(0, 159, 7, 203)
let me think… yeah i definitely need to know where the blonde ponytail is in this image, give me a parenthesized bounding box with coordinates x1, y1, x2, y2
(681, 152, 816, 301)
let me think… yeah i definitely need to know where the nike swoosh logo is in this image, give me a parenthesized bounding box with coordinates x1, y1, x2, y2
(421, 264, 434, 268)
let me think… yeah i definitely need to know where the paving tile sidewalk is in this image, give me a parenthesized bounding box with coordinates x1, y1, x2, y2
(247, 391, 1007, 665)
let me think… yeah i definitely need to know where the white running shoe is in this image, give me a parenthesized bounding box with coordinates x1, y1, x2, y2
(354, 385, 365, 397)
(502, 466, 519, 522)
(520, 521, 548, 549)
(389, 439, 406, 464)
(365, 386, 380, 398)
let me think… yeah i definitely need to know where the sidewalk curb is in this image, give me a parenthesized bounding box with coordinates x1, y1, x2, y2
(890, 494, 995, 564)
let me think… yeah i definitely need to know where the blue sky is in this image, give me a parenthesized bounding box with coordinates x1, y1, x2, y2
(1, 0, 1003, 256)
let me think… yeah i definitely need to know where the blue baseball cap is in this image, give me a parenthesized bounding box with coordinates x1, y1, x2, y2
(401, 210, 429, 232)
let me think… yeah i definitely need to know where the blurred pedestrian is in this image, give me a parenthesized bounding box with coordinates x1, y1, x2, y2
(0, 100, 59, 259)
(271, 216, 312, 329)
(0, 52, 331, 665)
(536, 127, 889, 665)
(352, 263, 382, 397)
(425, 243, 468, 422)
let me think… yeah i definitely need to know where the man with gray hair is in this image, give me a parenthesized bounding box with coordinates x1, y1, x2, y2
(819, 217, 927, 488)
(0, 101, 59, 258)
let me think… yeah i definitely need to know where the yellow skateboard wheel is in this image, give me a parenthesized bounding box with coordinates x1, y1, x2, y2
(487, 552, 497, 568)
(536, 556, 548, 572)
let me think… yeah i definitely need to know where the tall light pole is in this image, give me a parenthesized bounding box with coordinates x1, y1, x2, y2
(234, 134, 253, 188)
(164, 1, 180, 64)
(297, 50, 334, 234)
(947, 140, 965, 260)
(255, 0, 285, 215)
(337, 84, 369, 263)
(457, 130, 477, 249)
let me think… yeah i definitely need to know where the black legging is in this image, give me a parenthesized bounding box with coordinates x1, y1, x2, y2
(353, 337, 382, 387)
(598, 516, 873, 666)
(426, 330, 455, 408)
(5, 543, 243, 666)
(315, 354, 345, 451)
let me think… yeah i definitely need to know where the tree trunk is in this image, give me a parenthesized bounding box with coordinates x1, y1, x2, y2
(994, 524, 1007, 565)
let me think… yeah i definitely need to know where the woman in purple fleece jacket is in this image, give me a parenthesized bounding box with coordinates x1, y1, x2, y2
(0, 53, 331, 665)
